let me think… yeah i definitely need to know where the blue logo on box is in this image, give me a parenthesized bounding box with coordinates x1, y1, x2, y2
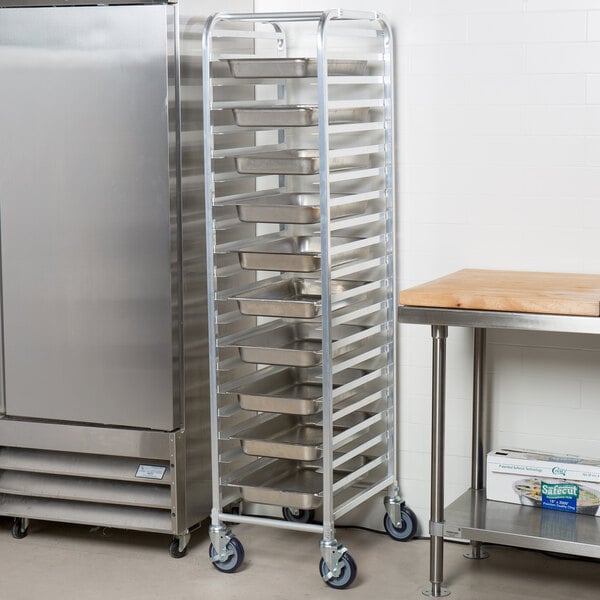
(541, 481, 579, 513)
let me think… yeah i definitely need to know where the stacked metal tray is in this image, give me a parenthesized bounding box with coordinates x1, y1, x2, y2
(225, 322, 364, 368)
(232, 105, 370, 128)
(225, 367, 363, 415)
(231, 278, 368, 319)
(235, 149, 370, 176)
(236, 235, 372, 272)
(219, 65, 381, 505)
(216, 53, 386, 510)
(231, 412, 368, 461)
(228, 459, 344, 510)
(227, 57, 368, 78)
(233, 192, 367, 225)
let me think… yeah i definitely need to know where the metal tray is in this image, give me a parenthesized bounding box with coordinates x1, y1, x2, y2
(232, 105, 369, 127)
(228, 367, 363, 415)
(231, 278, 366, 319)
(237, 236, 362, 272)
(232, 412, 366, 461)
(234, 192, 367, 224)
(228, 322, 362, 367)
(228, 460, 344, 510)
(235, 149, 370, 175)
(227, 58, 368, 79)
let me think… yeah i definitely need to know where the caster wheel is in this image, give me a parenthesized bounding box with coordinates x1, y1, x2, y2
(384, 506, 417, 542)
(169, 539, 187, 559)
(11, 518, 28, 540)
(209, 537, 244, 573)
(282, 507, 315, 524)
(319, 552, 357, 589)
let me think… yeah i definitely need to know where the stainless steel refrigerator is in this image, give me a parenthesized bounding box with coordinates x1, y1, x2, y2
(0, 0, 252, 555)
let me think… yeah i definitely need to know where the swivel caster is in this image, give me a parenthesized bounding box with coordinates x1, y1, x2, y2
(11, 518, 28, 540)
(384, 505, 417, 542)
(169, 538, 187, 559)
(209, 536, 244, 573)
(282, 507, 315, 524)
(319, 551, 357, 589)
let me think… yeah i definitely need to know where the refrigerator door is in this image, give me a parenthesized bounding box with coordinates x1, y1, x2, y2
(0, 5, 178, 430)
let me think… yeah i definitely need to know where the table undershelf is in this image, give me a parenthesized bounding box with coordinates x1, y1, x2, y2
(445, 489, 600, 559)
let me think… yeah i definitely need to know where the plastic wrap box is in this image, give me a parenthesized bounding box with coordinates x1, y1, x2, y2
(486, 449, 600, 516)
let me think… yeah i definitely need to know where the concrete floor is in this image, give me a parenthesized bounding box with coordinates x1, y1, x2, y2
(1, 518, 599, 599)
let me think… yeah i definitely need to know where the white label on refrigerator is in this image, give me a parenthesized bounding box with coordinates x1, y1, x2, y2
(135, 464, 166, 480)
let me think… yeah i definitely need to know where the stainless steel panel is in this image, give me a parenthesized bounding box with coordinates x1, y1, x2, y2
(0, 495, 173, 533)
(0, 471, 171, 509)
(0, 447, 172, 484)
(227, 58, 368, 78)
(0, 6, 175, 429)
(178, 0, 255, 532)
(0, 0, 255, 539)
(0, 419, 173, 459)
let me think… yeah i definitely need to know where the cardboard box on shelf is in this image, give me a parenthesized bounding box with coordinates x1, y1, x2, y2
(486, 449, 600, 516)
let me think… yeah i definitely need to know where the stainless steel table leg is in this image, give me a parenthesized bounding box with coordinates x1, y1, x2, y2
(471, 328, 486, 490)
(423, 325, 450, 597)
(464, 328, 489, 561)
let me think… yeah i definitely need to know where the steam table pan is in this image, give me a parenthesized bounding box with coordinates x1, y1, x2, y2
(226, 367, 364, 415)
(228, 459, 360, 510)
(236, 235, 366, 272)
(234, 192, 367, 224)
(235, 149, 370, 175)
(231, 412, 367, 461)
(226, 322, 363, 367)
(232, 105, 369, 127)
(227, 58, 368, 79)
(231, 278, 366, 319)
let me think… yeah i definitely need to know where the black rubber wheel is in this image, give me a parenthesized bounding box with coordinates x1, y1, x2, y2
(319, 552, 357, 589)
(209, 537, 245, 573)
(383, 506, 417, 542)
(282, 507, 315, 524)
(169, 539, 187, 559)
(11, 519, 28, 540)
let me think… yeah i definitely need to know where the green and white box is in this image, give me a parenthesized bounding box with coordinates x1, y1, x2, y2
(486, 449, 600, 516)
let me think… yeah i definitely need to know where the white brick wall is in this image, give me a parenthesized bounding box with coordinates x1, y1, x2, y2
(255, 0, 600, 538)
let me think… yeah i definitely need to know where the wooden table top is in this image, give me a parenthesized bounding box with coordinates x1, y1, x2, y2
(399, 269, 600, 317)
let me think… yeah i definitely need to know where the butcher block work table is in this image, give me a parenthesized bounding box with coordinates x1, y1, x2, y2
(400, 268, 600, 316)
(398, 269, 600, 598)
